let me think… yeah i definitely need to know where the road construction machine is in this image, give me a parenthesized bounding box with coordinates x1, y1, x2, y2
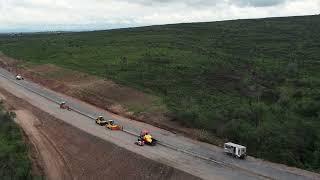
(135, 130, 157, 146)
(106, 120, 123, 130)
(96, 116, 108, 126)
(16, 74, 24, 80)
(60, 102, 71, 110)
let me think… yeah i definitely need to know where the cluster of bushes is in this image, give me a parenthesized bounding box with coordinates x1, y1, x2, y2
(0, 102, 33, 178)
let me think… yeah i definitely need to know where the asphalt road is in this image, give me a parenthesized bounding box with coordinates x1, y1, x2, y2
(0, 68, 319, 180)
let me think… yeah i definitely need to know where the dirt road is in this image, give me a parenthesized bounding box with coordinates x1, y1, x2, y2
(0, 67, 319, 180)
(1, 90, 200, 180)
(14, 110, 72, 180)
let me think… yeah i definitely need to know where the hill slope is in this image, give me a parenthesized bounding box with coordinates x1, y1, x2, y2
(0, 15, 320, 171)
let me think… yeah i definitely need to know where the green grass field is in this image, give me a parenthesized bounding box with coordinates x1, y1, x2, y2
(0, 102, 33, 178)
(1, 15, 320, 171)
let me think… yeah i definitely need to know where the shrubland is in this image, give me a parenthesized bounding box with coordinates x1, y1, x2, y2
(0, 15, 319, 171)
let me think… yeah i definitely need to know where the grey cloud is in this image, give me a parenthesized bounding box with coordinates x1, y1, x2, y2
(120, 0, 221, 6)
(1, 0, 318, 33)
(230, 0, 287, 7)
(120, 0, 287, 7)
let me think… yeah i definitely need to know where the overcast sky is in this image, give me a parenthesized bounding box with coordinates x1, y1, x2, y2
(0, 0, 319, 32)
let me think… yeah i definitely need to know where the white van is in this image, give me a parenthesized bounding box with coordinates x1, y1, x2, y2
(224, 142, 246, 159)
(16, 74, 24, 80)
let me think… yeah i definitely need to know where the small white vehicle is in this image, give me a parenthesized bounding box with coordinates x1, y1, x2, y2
(224, 142, 246, 159)
(16, 74, 24, 80)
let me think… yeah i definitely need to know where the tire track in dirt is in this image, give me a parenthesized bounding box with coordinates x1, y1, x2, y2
(37, 126, 74, 179)
(14, 110, 73, 180)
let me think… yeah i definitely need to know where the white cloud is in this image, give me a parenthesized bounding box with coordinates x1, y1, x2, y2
(0, 0, 319, 32)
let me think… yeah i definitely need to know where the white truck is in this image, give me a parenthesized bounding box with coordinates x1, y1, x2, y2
(16, 74, 24, 80)
(224, 142, 246, 159)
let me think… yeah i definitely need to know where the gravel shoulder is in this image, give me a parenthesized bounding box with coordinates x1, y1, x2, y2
(0, 89, 200, 180)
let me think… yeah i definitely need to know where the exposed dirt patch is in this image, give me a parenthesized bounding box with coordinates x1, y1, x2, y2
(0, 91, 45, 178)
(0, 55, 160, 115)
(0, 54, 222, 145)
(14, 110, 72, 180)
(0, 88, 199, 180)
(0, 92, 6, 100)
